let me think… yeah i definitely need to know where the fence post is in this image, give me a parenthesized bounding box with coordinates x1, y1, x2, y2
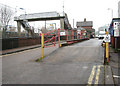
(54, 34, 56, 46)
(80, 31, 81, 39)
(58, 28, 61, 47)
(83, 32, 84, 39)
(66, 29, 68, 41)
(86, 32, 88, 38)
(41, 33, 44, 59)
(72, 30, 74, 40)
(77, 31, 78, 40)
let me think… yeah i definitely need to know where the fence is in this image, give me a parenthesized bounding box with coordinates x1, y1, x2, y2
(42, 28, 90, 48)
(2, 28, 90, 50)
(2, 37, 41, 50)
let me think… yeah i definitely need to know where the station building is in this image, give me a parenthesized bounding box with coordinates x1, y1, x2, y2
(76, 18, 95, 38)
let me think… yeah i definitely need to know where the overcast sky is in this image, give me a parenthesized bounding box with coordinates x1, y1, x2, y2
(0, 0, 120, 31)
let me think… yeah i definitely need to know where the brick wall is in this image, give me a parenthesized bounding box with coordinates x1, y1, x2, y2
(2, 37, 41, 50)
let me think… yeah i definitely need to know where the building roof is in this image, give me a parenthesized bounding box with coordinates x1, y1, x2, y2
(76, 21, 93, 27)
(110, 18, 120, 28)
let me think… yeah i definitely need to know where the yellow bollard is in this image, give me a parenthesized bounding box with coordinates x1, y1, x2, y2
(105, 31, 109, 63)
(106, 42, 109, 63)
(41, 33, 44, 59)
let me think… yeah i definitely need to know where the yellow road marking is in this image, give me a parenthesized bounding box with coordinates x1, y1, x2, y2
(2, 47, 40, 57)
(87, 65, 96, 85)
(87, 65, 102, 86)
(94, 65, 101, 85)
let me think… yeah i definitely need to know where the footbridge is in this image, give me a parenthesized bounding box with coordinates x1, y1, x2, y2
(14, 11, 72, 37)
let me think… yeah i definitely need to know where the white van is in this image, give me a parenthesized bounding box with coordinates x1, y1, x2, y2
(98, 31, 106, 39)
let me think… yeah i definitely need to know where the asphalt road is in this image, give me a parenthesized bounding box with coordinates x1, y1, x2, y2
(2, 38, 105, 84)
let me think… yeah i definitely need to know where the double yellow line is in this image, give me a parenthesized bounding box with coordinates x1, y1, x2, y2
(87, 65, 103, 86)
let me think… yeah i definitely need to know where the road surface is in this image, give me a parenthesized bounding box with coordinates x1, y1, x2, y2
(2, 38, 105, 84)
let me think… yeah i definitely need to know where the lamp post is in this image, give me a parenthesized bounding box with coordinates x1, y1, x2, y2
(20, 8, 27, 37)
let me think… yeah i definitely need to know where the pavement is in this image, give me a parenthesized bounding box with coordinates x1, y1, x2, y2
(2, 44, 41, 55)
(109, 46, 120, 85)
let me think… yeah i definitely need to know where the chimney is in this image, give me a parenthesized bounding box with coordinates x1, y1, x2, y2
(84, 18, 86, 22)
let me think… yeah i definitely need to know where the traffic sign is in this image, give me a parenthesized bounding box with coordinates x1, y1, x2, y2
(104, 35, 110, 43)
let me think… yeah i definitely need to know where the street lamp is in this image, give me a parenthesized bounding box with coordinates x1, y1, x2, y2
(20, 8, 27, 37)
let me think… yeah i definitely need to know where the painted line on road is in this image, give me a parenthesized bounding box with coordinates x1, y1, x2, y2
(87, 65, 102, 86)
(87, 65, 96, 85)
(94, 65, 101, 85)
(2, 47, 40, 57)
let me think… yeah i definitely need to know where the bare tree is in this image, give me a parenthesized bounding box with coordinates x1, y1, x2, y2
(0, 5, 14, 31)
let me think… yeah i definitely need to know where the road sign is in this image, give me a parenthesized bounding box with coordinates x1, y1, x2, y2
(50, 24, 53, 27)
(60, 32, 66, 36)
(104, 35, 110, 43)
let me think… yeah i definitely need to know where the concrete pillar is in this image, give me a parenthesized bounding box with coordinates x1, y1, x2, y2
(17, 21, 21, 37)
(60, 18, 64, 29)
